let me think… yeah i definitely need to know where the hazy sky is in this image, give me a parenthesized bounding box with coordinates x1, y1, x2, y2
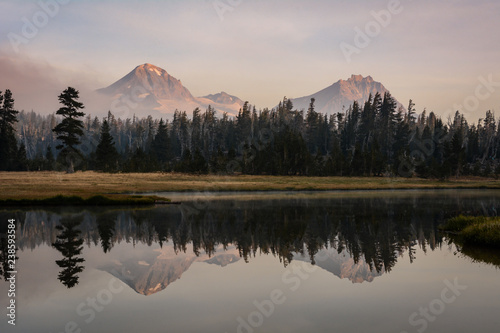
(1, 0, 499, 121)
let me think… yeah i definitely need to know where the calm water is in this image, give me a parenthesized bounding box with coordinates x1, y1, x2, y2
(1, 190, 500, 333)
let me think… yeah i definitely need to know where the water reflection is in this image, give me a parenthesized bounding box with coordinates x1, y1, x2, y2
(0, 236, 13, 281)
(101, 245, 241, 295)
(1, 190, 500, 293)
(52, 216, 86, 288)
(0, 213, 19, 281)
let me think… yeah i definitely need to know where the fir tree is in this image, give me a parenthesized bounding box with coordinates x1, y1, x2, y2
(52, 87, 85, 173)
(95, 120, 119, 172)
(15, 142, 28, 171)
(45, 147, 55, 171)
(0, 89, 19, 170)
(151, 119, 169, 166)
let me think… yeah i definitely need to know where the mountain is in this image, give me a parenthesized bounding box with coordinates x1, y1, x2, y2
(97, 67, 401, 118)
(98, 63, 195, 101)
(97, 64, 244, 117)
(197, 91, 245, 116)
(200, 91, 244, 106)
(289, 74, 405, 114)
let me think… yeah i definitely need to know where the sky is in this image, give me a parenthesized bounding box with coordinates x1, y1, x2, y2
(0, 0, 499, 122)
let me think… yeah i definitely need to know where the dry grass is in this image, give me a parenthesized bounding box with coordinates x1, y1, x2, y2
(1, 171, 500, 201)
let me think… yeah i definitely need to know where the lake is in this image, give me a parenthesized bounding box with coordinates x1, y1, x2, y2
(1, 189, 499, 333)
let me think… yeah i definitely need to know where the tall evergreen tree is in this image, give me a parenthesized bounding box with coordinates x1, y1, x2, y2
(52, 87, 85, 173)
(151, 119, 170, 166)
(45, 146, 55, 171)
(0, 89, 19, 170)
(305, 98, 320, 153)
(15, 142, 28, 171)
(95, 119, 119, 172)
(236, 101, 252, 144)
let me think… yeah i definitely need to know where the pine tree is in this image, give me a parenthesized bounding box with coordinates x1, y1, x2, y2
(95, 120, 119, 172)
(351, 142, 365, 176)
(177, 148, 193, 172)
(0, 89, 19, 170)
(191, 108, 202, 151)
(378, 92, 397, 166)
(192, 148, 208, 174)
(15, 143, 28, 171)
(407, 99, 416, 125)
(359, 93, 375, 149)
(151, 119, 169, 166)
(370, 138, 385, 176)
(52, 87, 85, 173)
(449, 129, 465, 178)
(306, 98, 319, 153)
(393, 106, 410, 175)
(45, 146, 55, 171)
(236, 102, 252, 144)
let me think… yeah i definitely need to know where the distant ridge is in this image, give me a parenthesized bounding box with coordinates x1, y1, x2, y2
(200, 91, 244, 106)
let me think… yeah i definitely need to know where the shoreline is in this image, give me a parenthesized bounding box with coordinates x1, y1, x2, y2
(135, 186, 500, 193)
(0, 194, 170, 207)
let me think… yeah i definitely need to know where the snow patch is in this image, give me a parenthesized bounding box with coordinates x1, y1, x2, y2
(148, 67, 162, 76)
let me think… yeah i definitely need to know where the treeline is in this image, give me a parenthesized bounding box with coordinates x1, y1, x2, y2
(2, 87, 500, 178)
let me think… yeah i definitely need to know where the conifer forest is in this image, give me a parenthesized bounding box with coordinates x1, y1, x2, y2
(1, 87, 499, 178)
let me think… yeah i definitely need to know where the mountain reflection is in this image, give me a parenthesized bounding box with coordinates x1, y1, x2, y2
(6, 191, 500, 293)
(101, 245, 241, 295)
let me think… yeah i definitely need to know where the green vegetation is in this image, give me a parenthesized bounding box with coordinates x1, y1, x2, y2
(462, 220, 500, 248)
(0, 194, 168, 206)
(440, 215, 500, 248)
(439, 215, 488, 232)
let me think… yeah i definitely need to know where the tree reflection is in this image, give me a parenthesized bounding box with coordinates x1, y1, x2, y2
(52, 217, 85, 288)
(134, 196, 448, 273)
(0, 213, 20, 281)
(96, 213, 116, 253)
(0, 236, 13, 281)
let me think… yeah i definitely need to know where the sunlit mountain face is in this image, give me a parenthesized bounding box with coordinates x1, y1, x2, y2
(289, 74, 405, 114)
(97, 63, 244, 117)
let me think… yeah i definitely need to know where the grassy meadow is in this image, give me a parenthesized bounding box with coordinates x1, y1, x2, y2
(1, 171, 500, 203)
